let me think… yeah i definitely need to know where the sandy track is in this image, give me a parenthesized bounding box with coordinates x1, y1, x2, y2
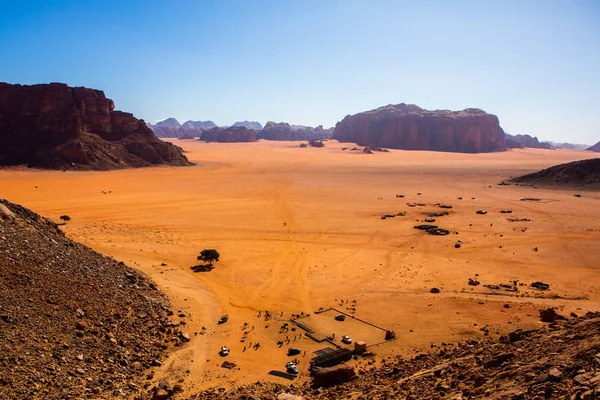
(1, 141, 599, 391)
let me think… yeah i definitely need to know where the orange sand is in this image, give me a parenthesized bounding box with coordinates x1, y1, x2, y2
(1, 140, 599, 391)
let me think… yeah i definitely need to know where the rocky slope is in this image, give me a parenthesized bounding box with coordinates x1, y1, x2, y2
(233, 121, 263, 130)
(333, 104, 505, 153)
(509, 158, 600, 189)
(259, 122, 333, 141)
(0, 199, 182, 399)
(505, 133, 554, 149)
(588, 141, 600, 152)
(186, 312, 600, 399)
(200, 126, 257, 142)
(0, 83, 190, 170)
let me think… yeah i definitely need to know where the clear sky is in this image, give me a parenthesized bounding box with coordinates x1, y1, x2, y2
(1, 0, 598, 144)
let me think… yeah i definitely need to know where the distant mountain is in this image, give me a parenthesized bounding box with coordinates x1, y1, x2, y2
(181, 120, 217, 130)
(259, 122, 334, 141)
(200, 126, 257, 142)
(149, 118, 216, 138)
(155, 117, 181, 129)
(546, 141, 590, 151)
(232, 121, 263, 130)
(588, 141, 600, 152)
(505, 133, 553, 149)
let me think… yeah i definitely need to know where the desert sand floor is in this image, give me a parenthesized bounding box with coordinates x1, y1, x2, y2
(2, 140, 600, 392)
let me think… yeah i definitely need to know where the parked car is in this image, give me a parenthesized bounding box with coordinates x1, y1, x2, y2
(220, 346, 229, 356)
(286, 361, 298, 374)
(334, 314, 346, 321)
(342, 335, 352, 344)
(218, 315, 229, 324)
(287, 347, 301, 356)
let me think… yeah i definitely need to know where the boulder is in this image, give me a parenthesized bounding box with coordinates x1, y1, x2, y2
(312, 365, 357, 388)
(333, 104, 505, 153)
(0, 83, 191, 170)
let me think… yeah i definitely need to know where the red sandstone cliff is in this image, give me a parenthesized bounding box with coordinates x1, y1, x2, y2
(0, 83, 191, 169)
(333, 104, 506, 153)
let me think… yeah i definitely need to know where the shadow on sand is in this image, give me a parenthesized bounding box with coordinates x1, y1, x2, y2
(190, 264, 214, 272)
(268, 370, 296, 380)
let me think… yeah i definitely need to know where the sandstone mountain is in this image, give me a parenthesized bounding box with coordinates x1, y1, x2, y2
(509, 158, 600, 189)
(0, 83, 190, 170)
(0, 199, 179, 399)
(155, 117, 181, 129)
(181, 120, 217, 130)
(332, 104, 505, 153)
(588, 141, 600, 152)
(200, 126, 257, 142)
(259, 121, 333, 141)
(505, 133, 554, 149)
(232, 120, 263, 130)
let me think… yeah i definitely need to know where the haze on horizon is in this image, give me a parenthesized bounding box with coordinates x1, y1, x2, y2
(1, 0, 598, 144)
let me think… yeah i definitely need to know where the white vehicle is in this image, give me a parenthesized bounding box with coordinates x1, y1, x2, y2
(220, 346, 229, 356)
(342, 335, 352, 344)
(286, 361, 299, 374)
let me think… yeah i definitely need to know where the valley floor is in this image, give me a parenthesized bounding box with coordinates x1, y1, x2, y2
(1, 140, 599, 393)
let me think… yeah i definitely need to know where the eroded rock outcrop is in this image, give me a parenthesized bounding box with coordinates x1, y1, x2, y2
(0, 83, 191, 169)
(148, 119, 217, 139)
(333, 104, 505, 153)
(259, 122, 333, 141)
(508, 158, 600, 189)
(200, 126, 257, 142)
(505, 133, 554, 149)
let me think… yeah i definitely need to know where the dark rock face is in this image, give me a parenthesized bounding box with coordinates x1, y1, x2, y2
(587, 141, 600, 152)
(509, 158, 600, 189)
(233, 120, 263, 130)
(0, 83, 191, 170)
(200, 126, 257, 142)
(312, 365, 357, 388)
(332, 104, 506, 153)
(259, 121, 333, 141)
(505, 133, 553, 149)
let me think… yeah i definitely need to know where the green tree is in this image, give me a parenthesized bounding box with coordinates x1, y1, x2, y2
(197, 249, 220, 266)
(59, 215, 71, 224)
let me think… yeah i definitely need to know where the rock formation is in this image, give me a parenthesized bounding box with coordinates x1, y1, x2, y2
(0, 83, 191, 170)
(200, 126, 257, 142)
(259, 122, 333, 141)
(232, 120, 263, 130)
(505, 133, 554, 149)
(148, 119, 217, 139)
(332, 104, 505, 153)
(0, 199, 179, 399)
(509, 158, 600, 189)
(587, 141, 600, 152)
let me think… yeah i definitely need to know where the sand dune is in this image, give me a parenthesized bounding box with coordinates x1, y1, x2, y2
(1, 140, 599, 392)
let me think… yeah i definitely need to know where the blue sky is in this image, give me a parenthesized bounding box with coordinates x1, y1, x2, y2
(1, 0, 598, 144)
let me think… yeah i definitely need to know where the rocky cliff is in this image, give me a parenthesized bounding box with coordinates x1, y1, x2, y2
(259, 121, 333, 141)
(588, 141, 600, 152)
(0, 83, 191, 170)
(332, 104, 505, 153)
(200, 126, 257, 142)
(505, 133, 554, 149)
